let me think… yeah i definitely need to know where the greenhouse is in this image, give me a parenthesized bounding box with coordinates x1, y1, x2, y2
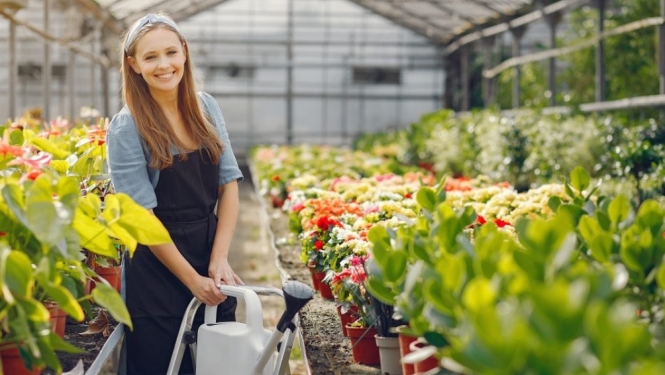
(1, 0, 664, 374)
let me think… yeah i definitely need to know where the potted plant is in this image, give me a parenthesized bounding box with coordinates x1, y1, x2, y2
(371, 296, 404, 375)
(0, 119, 171, 373)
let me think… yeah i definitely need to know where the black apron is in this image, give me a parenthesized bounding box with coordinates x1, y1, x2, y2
(124, 150, 237, 375)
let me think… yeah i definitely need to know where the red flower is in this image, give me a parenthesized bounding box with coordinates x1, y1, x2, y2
(494, 219, 511, 228)
(404, 193, 412, 199)
(316, 216, 342, 231)
(476, 215, 486, 225)
(272, 175, 281, 182)
(314, 240, 324, 250)
(25, 170, 42, 181)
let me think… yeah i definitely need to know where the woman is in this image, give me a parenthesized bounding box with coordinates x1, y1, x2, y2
(106, 12, 244, 375)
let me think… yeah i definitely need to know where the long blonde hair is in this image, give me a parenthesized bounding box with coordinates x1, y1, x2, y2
(121, 13, 223, 169)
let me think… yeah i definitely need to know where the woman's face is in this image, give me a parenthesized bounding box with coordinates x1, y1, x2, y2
(128, 28, 186, 96)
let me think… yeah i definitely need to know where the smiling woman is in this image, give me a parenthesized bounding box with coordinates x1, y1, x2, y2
(106, 12, 245, 375)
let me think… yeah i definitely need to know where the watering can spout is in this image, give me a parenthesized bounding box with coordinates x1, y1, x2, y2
(276, 281, 314, 333)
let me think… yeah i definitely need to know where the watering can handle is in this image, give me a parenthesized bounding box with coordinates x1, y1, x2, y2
(204, 285, 264, 331)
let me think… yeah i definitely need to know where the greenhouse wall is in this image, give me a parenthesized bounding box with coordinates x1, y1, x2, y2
(0, 0, 563, 157)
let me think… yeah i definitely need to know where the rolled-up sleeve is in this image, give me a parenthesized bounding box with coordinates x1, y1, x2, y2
(200, 92, 244, 185)
(106, 112, 158, 209)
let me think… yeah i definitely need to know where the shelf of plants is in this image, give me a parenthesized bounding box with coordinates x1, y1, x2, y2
(249, 107, 665, 374)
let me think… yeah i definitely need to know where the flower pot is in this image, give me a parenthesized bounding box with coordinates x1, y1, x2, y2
(375, 335, 402, 374)
(308, 264, 320, 291)
(46, 302, 67, 338)
(0, 345, 40, 375)
(335, 304, 359, 336)
(410, 341, 439, 373)
(313, 271, 334, 300)
(398, 331, 417, 375)
(97, 266, 122, 292)
(346, 325, 380, 366)
(87, 266, 122, 294)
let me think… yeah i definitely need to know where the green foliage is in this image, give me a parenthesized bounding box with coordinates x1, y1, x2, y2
(365, 166, 665, 374)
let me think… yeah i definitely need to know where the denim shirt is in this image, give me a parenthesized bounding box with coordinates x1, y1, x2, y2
(106, 92, 244, 209)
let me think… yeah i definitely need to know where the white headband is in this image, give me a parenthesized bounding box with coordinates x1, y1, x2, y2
(124, 13, 181, 53)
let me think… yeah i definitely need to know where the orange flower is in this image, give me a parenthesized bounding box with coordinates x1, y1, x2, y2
(0, 130, 24, 157)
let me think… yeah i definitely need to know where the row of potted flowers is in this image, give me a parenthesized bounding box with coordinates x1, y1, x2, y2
(250, 144, 665, 374)
(0, 114, 170, 374)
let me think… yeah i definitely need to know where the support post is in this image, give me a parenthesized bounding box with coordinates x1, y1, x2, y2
(660, 0, 665, 95)
(511, 26, 526, 109)
(596, 0, 606, 102)
(546, 12, 560, 107)
(286, 0, 294, 144)
(461, 46, 470, 111)
(9, 18, 16, 119)
(482, 36, 495, 109)
(43, 0, 51, 121)
(101, 28, 110, 117)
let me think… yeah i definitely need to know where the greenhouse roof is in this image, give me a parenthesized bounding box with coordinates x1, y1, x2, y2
(92, 0, 555, 45)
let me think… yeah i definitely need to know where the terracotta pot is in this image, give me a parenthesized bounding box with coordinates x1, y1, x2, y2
(46, 302, 67, 338)
(0, 345, 40, 375)
(410, 341, 439, 373)
(308, 264, 320, 291)
(375, 335, 402, 374)
(87, 266, 122, 295)
(97, 266, 122, 292)
(398, 331, 417, 375)
(335, 305, 359, 336)
(313, 272, 334, 300)
(346, 325, 380, 366)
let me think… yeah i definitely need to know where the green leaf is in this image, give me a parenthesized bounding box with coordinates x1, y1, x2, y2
(10, 129, 24, 145)
(570, 166, 590, 192)
(29, 137, 70, 159)
(41, 283, 84, 322)
(5, 250, 34, 297)
(114, 194, 171, 246)
(656, 264, 665, 291)
(2, 183, 28, 227)
(578, 216, 601, 245)
(589, 232, 614, 263)
(73, 209, 116, 258)
(423, 331, 448, 348)
(48, 331, 85, 353)
(608, 195, 631, 228)
(26, 174, 73, 247)
(92, 283, 132, 330)
(416, 187, 436, 213)
(384, 251, 407, 283)
(462, 278, 495, 313)
(548, 196, 562, 212)
(366, 276, 396, 305)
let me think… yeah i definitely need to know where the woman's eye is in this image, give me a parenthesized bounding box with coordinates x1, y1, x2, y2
(145, 56, 155, 60)
(168, 51, 177, 55)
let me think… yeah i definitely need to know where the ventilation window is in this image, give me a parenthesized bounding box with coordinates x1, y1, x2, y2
(352, 66, 401, 85)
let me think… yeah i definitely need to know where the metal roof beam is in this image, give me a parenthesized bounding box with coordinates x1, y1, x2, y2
(170, 0, 233, 22)
(444, 0, 589, 55)
(346, 0, 449, 44)
(424, 0, 477, 23)
(72, 0, 123, 35)
(121, 0, 183, 24)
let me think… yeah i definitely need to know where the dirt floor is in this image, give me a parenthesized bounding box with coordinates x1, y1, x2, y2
(48, 166, 378, 375)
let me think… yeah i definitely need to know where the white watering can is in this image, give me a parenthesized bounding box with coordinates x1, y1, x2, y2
(166, 281, 314, 375)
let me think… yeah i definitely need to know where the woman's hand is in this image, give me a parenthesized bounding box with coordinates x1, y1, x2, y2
(209, 257, 244, 287)
(187, 274, 227, 306)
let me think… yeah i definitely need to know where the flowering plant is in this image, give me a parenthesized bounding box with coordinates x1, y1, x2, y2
(329, 255, 375, 328)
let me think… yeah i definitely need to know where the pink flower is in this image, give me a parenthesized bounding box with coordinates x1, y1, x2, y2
(8, 151, 52, 170)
